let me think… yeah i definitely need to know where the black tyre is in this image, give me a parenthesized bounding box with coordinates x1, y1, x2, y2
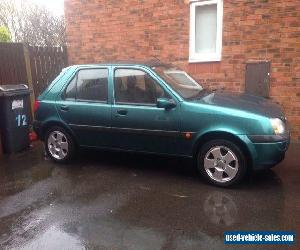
(197, 139, 247, 187)
(45, 126, 76, 163)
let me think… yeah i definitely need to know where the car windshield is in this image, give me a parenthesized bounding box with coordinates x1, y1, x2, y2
(153, 66, 204, 99)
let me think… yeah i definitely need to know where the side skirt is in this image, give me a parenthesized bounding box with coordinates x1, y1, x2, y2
(79, 145, 193, 158)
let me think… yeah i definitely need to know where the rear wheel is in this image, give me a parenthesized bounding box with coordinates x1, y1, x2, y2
(45, 126, 75, 163)
(197, 139, 247, 187)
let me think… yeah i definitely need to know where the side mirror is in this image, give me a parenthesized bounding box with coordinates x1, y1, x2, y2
(157, 98, 176, 110)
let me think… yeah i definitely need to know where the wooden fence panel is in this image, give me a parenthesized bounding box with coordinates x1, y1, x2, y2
(0, 43, 68, 97)
(28, 46, 68, 96)
(0, 43, 28, 85)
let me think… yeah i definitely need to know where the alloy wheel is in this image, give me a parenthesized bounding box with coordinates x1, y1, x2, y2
(47, 131, 69, 160)
(204, 146, 239, 183)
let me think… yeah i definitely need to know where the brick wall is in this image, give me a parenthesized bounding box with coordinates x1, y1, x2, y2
(65, 0, 300, 142)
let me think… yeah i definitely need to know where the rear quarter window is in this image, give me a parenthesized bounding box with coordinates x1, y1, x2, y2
(40, 67, 72, 99)
(64, 77, 76, 100)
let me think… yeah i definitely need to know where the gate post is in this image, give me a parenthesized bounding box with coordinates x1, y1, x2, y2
(23, 44, 35, 119)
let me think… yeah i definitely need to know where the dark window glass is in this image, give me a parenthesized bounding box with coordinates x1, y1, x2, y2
(77, 69, 108, 102)
(65, 77, 76, 100)
(114, 69, 167, 105)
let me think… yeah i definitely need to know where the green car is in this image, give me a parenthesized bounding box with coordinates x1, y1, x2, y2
(33, 61, 290, 187)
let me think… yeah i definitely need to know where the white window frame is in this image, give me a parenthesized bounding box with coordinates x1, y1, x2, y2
(189, 0, 223, 63)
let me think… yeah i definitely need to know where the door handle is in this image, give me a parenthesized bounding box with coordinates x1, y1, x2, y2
(116, 109, 128, 116)
(60, 105, 69, 112)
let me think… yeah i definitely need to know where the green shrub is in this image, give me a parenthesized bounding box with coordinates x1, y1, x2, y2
(0, 26, 12, 42)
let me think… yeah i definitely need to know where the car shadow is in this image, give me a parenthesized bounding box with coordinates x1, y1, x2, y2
(64, 147, 283, 190)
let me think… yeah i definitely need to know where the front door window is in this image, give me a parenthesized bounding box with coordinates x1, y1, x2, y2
(114, 69, 167, 105)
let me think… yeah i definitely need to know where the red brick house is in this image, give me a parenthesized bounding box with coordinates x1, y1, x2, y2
(65, 0, 300, 141)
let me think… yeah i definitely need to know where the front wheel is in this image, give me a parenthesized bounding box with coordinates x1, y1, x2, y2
(45, 126, 75, 163)
(197, 139, 247, 187)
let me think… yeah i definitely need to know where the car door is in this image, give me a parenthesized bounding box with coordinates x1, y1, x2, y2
(56, 67, 112, 148)
(111, 67, 180, 154)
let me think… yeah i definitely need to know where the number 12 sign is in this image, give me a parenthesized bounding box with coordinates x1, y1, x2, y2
(16, 114, 27, 127)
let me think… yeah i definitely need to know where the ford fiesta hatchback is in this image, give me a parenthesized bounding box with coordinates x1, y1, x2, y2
(33, 61, 290, 187)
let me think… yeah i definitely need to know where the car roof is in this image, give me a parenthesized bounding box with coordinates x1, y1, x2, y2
(71, 59, 172, 68)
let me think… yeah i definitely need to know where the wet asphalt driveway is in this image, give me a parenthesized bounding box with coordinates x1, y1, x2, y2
(0, 142, 299, 250)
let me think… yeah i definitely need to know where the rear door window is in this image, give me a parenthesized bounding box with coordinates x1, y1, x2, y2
(64, 68, 109, 102)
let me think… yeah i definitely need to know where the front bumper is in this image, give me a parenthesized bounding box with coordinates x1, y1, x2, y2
(239, 134, 290, 170)
(251, 140, 289, 169)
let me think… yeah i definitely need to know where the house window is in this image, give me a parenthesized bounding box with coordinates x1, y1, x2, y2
(189, 0, 223, 63)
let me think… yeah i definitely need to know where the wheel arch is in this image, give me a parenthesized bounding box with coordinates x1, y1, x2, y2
(41, 120, 78, 145)
(193, 131, 253, 168)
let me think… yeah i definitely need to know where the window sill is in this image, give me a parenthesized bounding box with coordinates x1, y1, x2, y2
(189, 55, 222, 63)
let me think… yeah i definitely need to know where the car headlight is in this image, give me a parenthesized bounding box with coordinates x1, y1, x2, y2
(270, 118, 285, 135)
